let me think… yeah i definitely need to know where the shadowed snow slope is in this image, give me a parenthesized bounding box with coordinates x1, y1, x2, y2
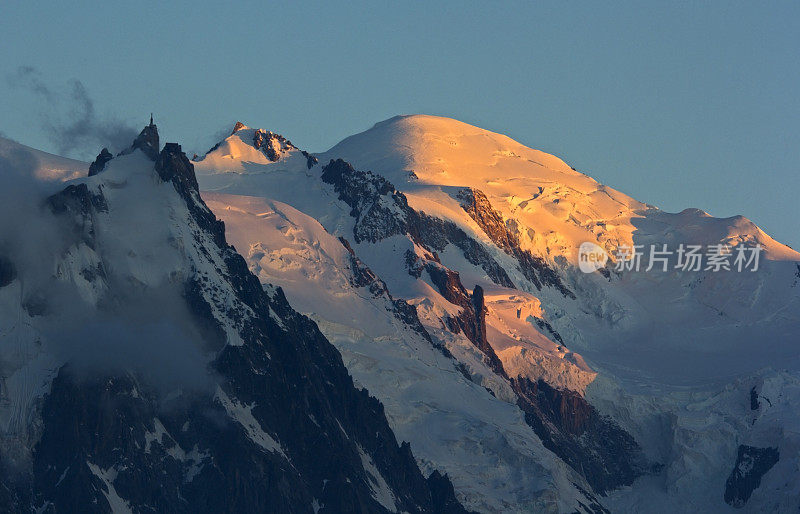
(0, 136, 87, 186)
(204, 193, 604, 513)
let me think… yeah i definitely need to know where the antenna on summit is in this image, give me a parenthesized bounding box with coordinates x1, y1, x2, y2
(150, 113, 154, 126)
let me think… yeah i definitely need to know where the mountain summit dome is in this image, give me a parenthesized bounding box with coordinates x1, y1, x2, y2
(322, 114, 578, 186)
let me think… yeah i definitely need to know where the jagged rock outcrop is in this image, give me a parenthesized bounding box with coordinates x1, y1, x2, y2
(513, 377, 649, 494)
(321, 159, 514, 288)
(339, 237, 457, 362)
(119, 117, 160, 161)
(47, 183, 108, 249)
(533, 316, 564, 345)
(571, 483, 611, 514)
(410, 213, 515, 289)
(156, 143, 200, 198)
(471, 285, 488, 349)
(252, 129, 296, 162)
(303, 152, 319, 169)
(724, 445, 779, 507)
(217, 124, 317, 168)
(457, 188, 574, 298)
(199, 121, 319, 169)
(87, 148, 112, 176)
(339, 236, 392, 294)
(425, 264, 507, 377)
(750, 386, 760, 410)
(423, 259, 648, 494)
(321, 159, 406, 242)
(1, 126, 469, 513)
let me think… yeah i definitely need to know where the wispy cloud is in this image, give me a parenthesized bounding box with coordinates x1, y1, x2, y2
(0, 159, 217, 397)
(7, 66, 138, 158)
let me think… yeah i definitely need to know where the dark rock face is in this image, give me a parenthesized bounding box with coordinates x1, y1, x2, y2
(4, 129, 469, 513)
(87, 148, 112, 176)
(339, 237, 458, 365)
(156, 143, 200, 196)
(198, 125, 317, 168)
(321, 159, 406, 243)
(512, 377, 649, 494)
(321, 159, 514, 288)
(470, 285, 488, 352)
(533, 316, 564, 345)
(411, 213, 515, 289)
(423, 260, 647, 495)
(724, 445, 779, 507)
(404, 249, 426, 278)
(47, 183, 108, 250)
(750, 386, 760, 410)
(0, 255, 16, 288)
(425, 265, 507, 377)
(339, 236, 390, 294)
(457, 188, 574, 298)
(253, 129, 297, 162)
(250, 129, 317, 168)
(120, 119, 160, 161)
(301, 150, 318, 169)
(571, 483, 611, 514)
(156, 142, 227, 251)
(319, 158, 646, 498)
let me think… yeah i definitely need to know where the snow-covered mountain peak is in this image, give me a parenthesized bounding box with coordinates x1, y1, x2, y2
(318, 115, 648, 261)
(197, 123, 317, 172)
(3, 113, 798, 512)
(323, 114, 581, 186)
(118, 116, 160, 161)
(321, 114, 799, 263)
(1, 125, 470, 513)
(231, 121, 249, 134)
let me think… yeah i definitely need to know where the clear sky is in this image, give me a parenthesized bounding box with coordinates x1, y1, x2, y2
(2, 1, 798, 248)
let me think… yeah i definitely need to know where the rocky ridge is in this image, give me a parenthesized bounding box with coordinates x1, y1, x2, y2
(0, 123, 469, 513)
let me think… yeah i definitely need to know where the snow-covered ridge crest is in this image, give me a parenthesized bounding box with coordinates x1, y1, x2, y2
(322, 114, 799, 263)
(0, 120, 470, 513)
(195, 113, 800, 512)
(4, 113, 793, 512)
(197, 121, 317, 171)
(195, 120, 651, 508)
(0, 136, 86, 185)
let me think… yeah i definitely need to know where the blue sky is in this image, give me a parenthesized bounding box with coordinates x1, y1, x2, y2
(2, 1, 798, 248)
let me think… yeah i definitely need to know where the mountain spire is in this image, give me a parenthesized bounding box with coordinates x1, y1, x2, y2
(118, 116, 160, 160)
(88, 148, 113, 176)
(231, 121, 246, 135)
